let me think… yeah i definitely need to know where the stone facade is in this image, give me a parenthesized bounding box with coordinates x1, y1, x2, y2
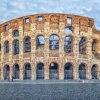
(0, 13, 100, 80)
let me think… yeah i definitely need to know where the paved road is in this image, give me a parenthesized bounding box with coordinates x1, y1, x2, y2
(0, 80, 100, 100)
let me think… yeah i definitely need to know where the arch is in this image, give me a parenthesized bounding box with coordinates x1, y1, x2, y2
(64, 62, 73, 79)
(13, 39, 19, 55)
(64, 27, 73, 34)
(24, 36, 31, 52)
(13, 30, 19, 37)
(13, 64, 19, 79)
(4, 40, 9, 53)
(36, 62, 44, 80)
(64, 36, 73, 53)
(79, 37, 87, 54)
(49, 34, 59, 50)
(49, 62, 59, 80)
(92, 39, 98, 53)
(79, 63, 86, 79)
(4, 65, 10, 80)
(91, 64, 98, 79)
(24, 63, 31, 80)
(36, 35, 45, 49)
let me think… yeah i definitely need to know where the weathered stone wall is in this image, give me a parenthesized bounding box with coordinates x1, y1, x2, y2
(0, 13, 100, 80)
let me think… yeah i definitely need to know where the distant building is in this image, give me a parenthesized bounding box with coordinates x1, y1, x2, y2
(0, 13, 100, 80)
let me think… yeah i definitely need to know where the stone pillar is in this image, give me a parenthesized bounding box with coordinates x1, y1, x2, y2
(86, 64, 92, 79)
(44, 33, 49, 80)
(20, 62, 23, 80)
(73, 34, 79, 80)
(59, 30, 64, 80)
(87, 27, 92, 58)
(97, 70, 100, 79)
(87, 39, 92, 59)
(59, 64, 64, 80)
(31, 35, 36, 80)
(59, 32, 64, 58)
(73, 37, 79, 57)
(44, 62, 49, 80)
(73, 26, 80, 80)
(1, 63, 4, 80)
(87, 69, 92, 79)
(44, 21, 49, 57)
(73, 25, 79, 57)
(1, 33, 4, 80)
(19, 26, 24, 80)
(32, 62, 36, 80)
(44, 35, 49, 58)
(10, 65, 13, 80)
(86, 38, 92, 80)
(73, 64, 78, 80)
(8, 31, 13, 81)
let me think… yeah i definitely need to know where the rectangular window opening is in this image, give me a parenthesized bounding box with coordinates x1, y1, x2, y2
(38, 16, 43, 21)
(25, 18, 30, 23)
(67, 17, 72, 25)
(4, 25, 8, 32)
(88, 20, 92, 27)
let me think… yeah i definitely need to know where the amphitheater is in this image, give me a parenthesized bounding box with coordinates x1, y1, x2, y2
(0, 13, 100, 81)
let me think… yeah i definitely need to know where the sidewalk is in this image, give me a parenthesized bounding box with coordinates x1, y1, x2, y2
(0, 79, 100, 84)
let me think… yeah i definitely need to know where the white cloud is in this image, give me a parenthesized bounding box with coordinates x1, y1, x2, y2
(0, 0, 100, 29)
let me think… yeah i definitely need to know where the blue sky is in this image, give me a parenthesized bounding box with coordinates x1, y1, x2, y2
(0, 0, 100, 29)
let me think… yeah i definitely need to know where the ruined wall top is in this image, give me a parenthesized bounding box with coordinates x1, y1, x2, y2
(0, 13, 99, 34)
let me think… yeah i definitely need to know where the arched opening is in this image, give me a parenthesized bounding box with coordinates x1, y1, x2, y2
(91, 64, 98, 79)
(49, 62, 59, 80)
(13, 64, 19, 79)
(64, 27, 72, 35)
(79, 63, 86, 79)
(4, 65, 10, 80)
(24, 63, 31, 80)
(79, 37, 87, 54)
(13, 30, 19, 37)
(49, 34, 59, 50)
(36, 62, 44, 80)
(64, 63, 73, 79)
(24, 36, 31, 52)
(4, 40, 9, 53)
(36, 35, 45, 49)
(64, 36, 73, 53)
(92, 39, 98, 54)
(13, 39, 19, 55)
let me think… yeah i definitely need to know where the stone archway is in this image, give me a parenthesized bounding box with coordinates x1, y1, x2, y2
(49, 62, 59, 80)
(4, 65, 10, 80)
(79, 63, 86, 79)
(24, 63, 31, 80)
(36, 62, 44, 80)
(13, 64, 19, 79)
(64, 62, 73, 79)
(91, 64, 98, 79)
(79, 37, 87, 54)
